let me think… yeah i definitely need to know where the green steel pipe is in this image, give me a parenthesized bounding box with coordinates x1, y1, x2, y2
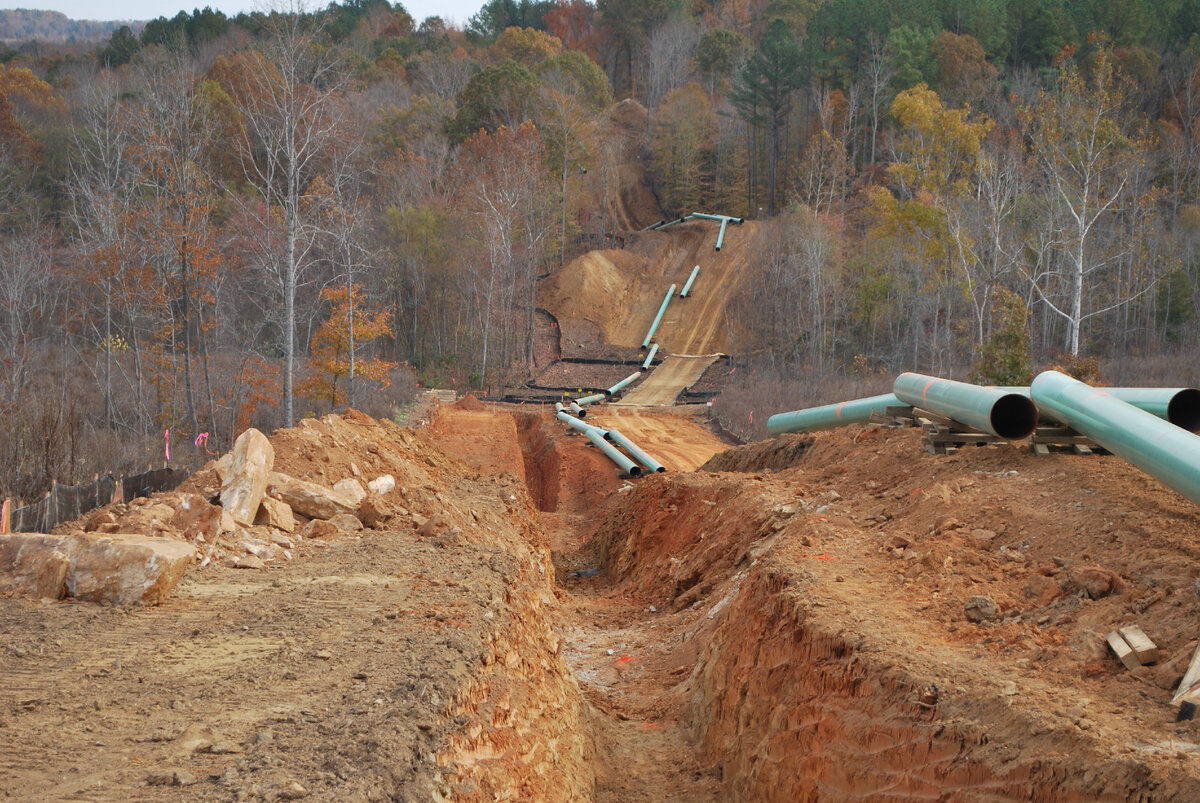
(575, 393, 606, 407)
(1030, 371, 1200, 507)
(690, 213, 744, 224)
(715, 218, 728, 251)
(568, 401, 587, 418)
(556, 410, 606, 437)
(894, 373, 1038, 440)
(680, 266, 700, 298)
(606, 428, 666, 473)
(555, 402, 566, 413)
(642, 284, 676, 347)
(766, 393, 902, 435)
(995, 386, 1200, 432)
(642, 344, 659, 369)
(585, 428, 642, 477)
(642, 219, 666, 231)
(607, 371, 642, 397)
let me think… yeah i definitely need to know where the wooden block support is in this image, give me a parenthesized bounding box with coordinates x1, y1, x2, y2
(1107, 630, 1142, 670)
(1118, 625, 1160, 665)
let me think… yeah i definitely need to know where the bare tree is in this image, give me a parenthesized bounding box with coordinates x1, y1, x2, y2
(229, 6, 349, 426)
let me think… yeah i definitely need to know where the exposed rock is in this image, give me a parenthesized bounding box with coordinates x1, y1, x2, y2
(419, 512, 452, 538)
(67, 534, 196, 605)
(969, 529, 998, 548)
(300, 519, 339, 539)
(269, 531, 294, 549)
(1, 533, 194, 605)
(229, 554, 266, 570)
(1067, 565, 1126, 599)
(280, 780, 308, 799)
(212, 452, 233, 484)
(333, 478, 366, 507)
(220, 510, 237, 534)
(367, 474, 396, 496)
(220, 429, 275, 526)
(329, 513, 363, 532)
(255, 496, 296, 533)
(267, 473, 356, 521)
(357, 494, 395, 528)
(0, 535, 69, 599)
(83, 508, 118, 532)
(964, 595, 999, 623)
(171, 494, 223, 542)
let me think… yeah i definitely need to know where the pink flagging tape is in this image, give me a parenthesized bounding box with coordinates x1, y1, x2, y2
(1, 498, 9, 534)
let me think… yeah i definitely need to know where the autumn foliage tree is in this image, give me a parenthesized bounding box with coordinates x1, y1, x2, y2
(299, 283, 396, 411)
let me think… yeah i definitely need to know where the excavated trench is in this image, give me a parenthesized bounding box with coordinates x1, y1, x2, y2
(489, 412, 1200, 801)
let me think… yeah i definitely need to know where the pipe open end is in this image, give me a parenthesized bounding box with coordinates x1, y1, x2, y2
(628, 466, 643, 477)
(991, 394, 1039, 440)
(655, 466, 666, 473)
(1168, 389, 1200, 432)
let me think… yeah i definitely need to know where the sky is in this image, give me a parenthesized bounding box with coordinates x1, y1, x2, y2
(1, 0, 485, 26)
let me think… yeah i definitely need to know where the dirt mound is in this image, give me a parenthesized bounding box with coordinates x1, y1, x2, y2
(699, 433, 813, 472)
(454, 393, 487, 411)
(539, 249, 652, 348)
(584, 421, 1200, 798)
(0, 412, 594, 800)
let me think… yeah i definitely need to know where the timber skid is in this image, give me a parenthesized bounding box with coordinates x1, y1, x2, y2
(867, 405, 1103, 456)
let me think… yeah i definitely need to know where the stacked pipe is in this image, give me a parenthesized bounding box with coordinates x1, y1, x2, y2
(1030, 371, 1200, 507)
(766, 373, 1200, 508)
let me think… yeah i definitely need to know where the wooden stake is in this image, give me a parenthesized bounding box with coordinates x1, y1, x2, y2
(1, 498, 10, 534)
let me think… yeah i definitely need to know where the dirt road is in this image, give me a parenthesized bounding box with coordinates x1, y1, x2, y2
(616, 355, 720, 407)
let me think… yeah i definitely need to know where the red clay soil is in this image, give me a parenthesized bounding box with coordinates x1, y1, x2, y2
(585, 422, 1200, 800)
(6, 402, 1200, 800)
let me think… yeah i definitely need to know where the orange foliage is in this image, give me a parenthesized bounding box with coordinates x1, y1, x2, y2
(299, 284, 397, 410)
(0, 64, 64, 159)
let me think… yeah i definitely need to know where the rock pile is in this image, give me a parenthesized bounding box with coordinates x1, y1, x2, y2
(0, 420, 416, 606)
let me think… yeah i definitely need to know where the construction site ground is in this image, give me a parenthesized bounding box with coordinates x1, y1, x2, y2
(6, 403, 1200, 800)
(5, 99, 1200, 800)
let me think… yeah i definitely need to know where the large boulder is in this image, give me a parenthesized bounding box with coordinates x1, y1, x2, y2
(171, 494, 223, 542)
(267, 473, 357, 520)
(219, 429, 275, 527)
(0, 532, 195, 605)
(0, 535, 69, 599)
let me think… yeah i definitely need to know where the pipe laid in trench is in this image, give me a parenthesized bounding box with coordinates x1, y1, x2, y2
(893, 373, 1038, 440)
(766, 393, 902, 436)
(995, 386, 1200, 432)
(642, 284, 676, 348)
(605, 428, 666, 473)
(607, 371, 642, 397)
(642, 344, 659, 370)
(680, 266, 700, 298)
(556, 410, 605, 437)
(585, 428, 642, 477)
(1030, 371, 1200, 507)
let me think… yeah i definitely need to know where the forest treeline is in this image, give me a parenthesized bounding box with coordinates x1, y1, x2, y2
(2, 0, 1200, 499)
